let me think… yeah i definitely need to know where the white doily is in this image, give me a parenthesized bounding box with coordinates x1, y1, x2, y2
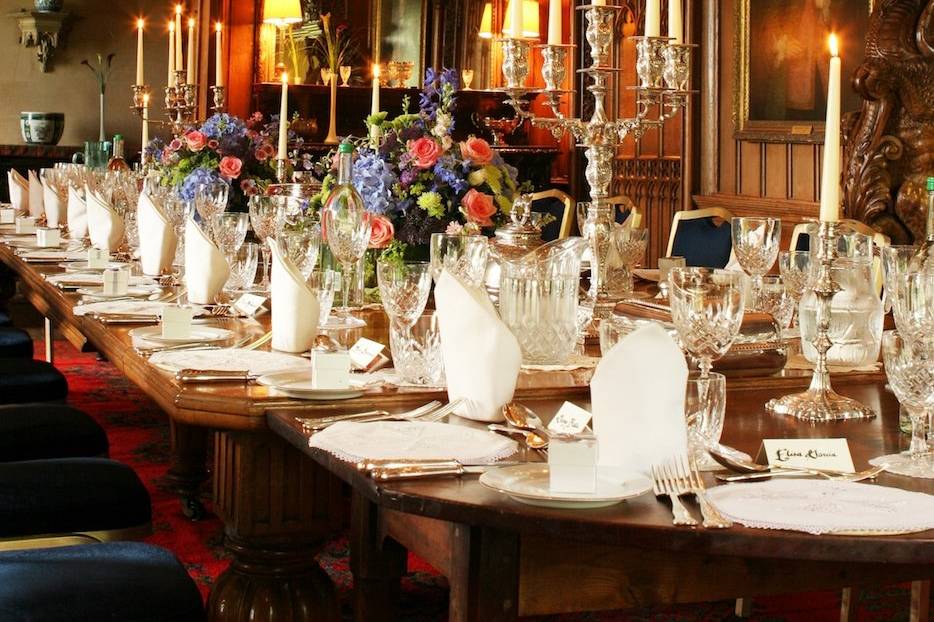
(150, 348, 308, 375)
(74, 300, 180, 317)
(46, 272, 156, 287)
(706, 480, 934, 535)
(308, 420, 518, 464)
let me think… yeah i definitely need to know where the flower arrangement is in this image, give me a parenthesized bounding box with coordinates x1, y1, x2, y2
(149, 113, 279, 211)
(310, 68, 526, 257)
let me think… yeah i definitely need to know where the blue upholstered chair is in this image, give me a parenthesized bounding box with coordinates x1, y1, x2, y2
(0, 404, 108, 462)
(0, 359, 68, 405)
(0, 328, 33, 359)
(666, 207, 735, 268)
(0, 458, 151, 548)
(611, 195, 642, 227)
(528, 189, 574, 242)
(0, 311, 10, 327)
(0, 542, 205, 621)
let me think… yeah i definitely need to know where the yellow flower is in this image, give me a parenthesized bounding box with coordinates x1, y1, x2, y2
(417, 191, 445, 218)
(467, 168, 487, 186)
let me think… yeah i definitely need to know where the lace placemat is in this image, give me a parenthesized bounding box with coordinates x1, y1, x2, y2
(150, 348, 308, 375)
(74, 300, 180, 317)
(522, 354, 600, 372)
(784, 353, 881, 374)
(706, 480, 934, 535)
(309, 420, 518, 464)
(46, 272, 156, 287)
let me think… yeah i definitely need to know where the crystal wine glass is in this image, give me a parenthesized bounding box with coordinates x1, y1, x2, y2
(209, 212, 249, 256)
(461, 69, 474, 90)
(226, 242, 260, 292)
(322, 189, 371, 319)
(891, 268, 934, 339)
(608, 225, 648, 298)
(164, 196, 194, 269)
(339, 65, 351, 86)
(377, 261, 432, 332)
(869, 331, 934, 478)
(429, 233, 489, 287)
(731, 217, 781, 309)
(778, 250, 810, 326)
(248, 196, 287, 292)
(194, 180, 229, 222)
(320, 67, 332, 86)
(669, 267, 746, 378)
(882, 245, 918, 314)
(308, 269, 340, 327)
(685, 371, 727, 471)
(281, 224, 322, 280)
(756, 275, 795, 329)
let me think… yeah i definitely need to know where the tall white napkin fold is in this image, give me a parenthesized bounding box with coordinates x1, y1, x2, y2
(435, 269, 521, 422)
(137, 191, 177, 276)
(27, 170, 43, 218)
(183, 215, 229, 304)
(86, 188, 125, 251)
(269, 238, 320, 353)
(67, 185, 88, 239)
(591, 323, 689, 478)
(7, 170, 28, 215)
(41, 178, 64, 228)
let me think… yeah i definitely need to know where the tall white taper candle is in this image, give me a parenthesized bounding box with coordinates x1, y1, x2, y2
(819, 34, 841, 222)
(187, 18, 196, 80)
(167, 22, 175, 86)
(668, 0, 682, 43)
(215, 22, 224, 88)
(278, 72, 289, 159)
(174, 5, 183, 72)
(136, 19, 145, 85)
(547, 0, 562, 45)
(645, 0, 660, 37)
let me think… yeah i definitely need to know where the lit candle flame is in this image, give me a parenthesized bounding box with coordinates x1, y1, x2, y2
(188, 17, 195, 28)
(168, 21, 175, 33)
(282, 72, 289, 84)
(829, 33, 839, 57)
(215, 22, 222, 32)
(137, 18, 145, 30)
(143, 93, 150, 105)
(175, 4, 182, 15)
(373, 64, 380, 78)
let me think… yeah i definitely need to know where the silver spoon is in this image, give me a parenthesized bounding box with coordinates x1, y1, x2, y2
(707, 443, 771, 473)
(502, 402, 551, 441)
(487, 424, 549, 450)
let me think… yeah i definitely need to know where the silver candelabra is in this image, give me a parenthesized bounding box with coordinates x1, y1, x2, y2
(131, 71, 226, 138)
(500, 4, 695, 309)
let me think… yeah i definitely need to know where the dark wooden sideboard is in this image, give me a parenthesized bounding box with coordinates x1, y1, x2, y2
(0, 144, 82, 203)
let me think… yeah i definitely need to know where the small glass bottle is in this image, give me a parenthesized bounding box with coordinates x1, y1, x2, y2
(107, 134, 130, 171)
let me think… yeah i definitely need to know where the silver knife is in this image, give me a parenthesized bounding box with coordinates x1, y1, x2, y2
(369, 460, 522, 481)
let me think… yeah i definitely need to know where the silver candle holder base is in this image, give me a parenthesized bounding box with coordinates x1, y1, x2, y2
(211, 86, 226, 112)
(766, 221, 876, 422)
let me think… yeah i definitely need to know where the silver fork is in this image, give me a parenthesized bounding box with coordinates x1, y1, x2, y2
(298, 400, 443, 431)
(676, 456, 732, 529)
(651, 463, 698, 527)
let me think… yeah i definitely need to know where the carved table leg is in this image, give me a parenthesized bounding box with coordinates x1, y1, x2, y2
(165, 420, 210, 520)
(448, 525, 520, 622)
(350, 490, 406, 622)
(208, 429, 343, 622)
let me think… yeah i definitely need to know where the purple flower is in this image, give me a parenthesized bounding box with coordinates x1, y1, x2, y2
(353, 152, 399, 215)
(433, 159, 468, 195)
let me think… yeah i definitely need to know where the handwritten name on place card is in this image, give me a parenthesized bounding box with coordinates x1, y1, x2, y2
(757, 438, 855, 473)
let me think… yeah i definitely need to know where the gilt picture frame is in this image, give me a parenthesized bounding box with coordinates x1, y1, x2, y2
(733, 0, 873, 143)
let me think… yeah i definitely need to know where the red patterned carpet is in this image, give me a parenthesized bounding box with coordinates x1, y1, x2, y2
(48, 337, 921, 621)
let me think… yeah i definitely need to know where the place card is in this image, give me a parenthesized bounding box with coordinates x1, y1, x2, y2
(232, 293, 267, 317)
(311, 350, 351, 390)
(36, 227, 60, 248)
(349, 337, 387, 371)
(756, 438, 855, 473)
(87, 248, 109, 269)
(15, 216, 35, 234)
(548, 401, 592, 435)
(0, 208, 15, 224)
(161, 305, 194, 340)
(548, 433, 598, 494)
(102, 267, 129, 296)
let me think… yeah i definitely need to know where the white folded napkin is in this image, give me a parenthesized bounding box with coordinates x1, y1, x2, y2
(183, 215, 229, 304)
(67, 185, 88, 239)
(435, 269, 521, 422)
(41, 178, 64, 228)
(27, 170, 43, 219)
(591, 323, 689, 477)
(269, 238, 319, 353)
(86, 188, 125, 251)
(8, 170, 28, 215)
(137, 191, 177, 276)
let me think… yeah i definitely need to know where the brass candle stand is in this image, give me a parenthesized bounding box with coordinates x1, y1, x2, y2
(499, 4, 696, 311)
(130, 70, 227, 138)
(766, 220, 876, 421)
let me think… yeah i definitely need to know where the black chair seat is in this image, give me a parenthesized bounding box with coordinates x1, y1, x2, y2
(0, 328, 32, 360)
(0, 311, 10, 327)
(0, 359, 67, 405)
(0, 404, 108, 462)
(0, 458, 150, 539)
(0, 542, 205, 622)
(671, 216, 733, 268)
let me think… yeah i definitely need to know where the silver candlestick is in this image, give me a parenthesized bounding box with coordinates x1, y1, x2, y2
(500, 4, 694, 310)
(766, 221, 875, 421)
(210, 86, 226, 113)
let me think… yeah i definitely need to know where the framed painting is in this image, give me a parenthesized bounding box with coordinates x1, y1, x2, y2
(733, 0, 873, 142)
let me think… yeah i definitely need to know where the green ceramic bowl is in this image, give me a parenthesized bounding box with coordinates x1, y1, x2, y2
(20, 112, 65, 145)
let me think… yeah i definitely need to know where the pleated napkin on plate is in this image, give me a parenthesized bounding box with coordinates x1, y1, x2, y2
(27, 170, 43, 219)
(435, 269, 521, 422)
(41, 178, 64, 228)
(67, 185, 88, 239)
(269, 238, 319, 353)
(137, 191, 177, 276)
(183, 215, 229, 304)
(8, 170, 28, 215)
(86, 189, 125, 251)
(591, 323, 689, 478)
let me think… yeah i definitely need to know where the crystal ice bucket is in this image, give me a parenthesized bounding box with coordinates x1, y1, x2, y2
(498, 237, 586, 365)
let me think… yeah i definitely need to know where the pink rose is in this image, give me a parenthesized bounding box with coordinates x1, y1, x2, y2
(460, 136, 494, 166)
(218, 156, 243, 180)
(240, 178, 259, 196)
(207, 139, 219, 150)
(254, 147, 269, 162)
(185, 130, 208, 152)
(407, 137, 443, 169)
(168, 138, 183, 152)
(460, 189, 496, 227)
(368, 215, 395, 249)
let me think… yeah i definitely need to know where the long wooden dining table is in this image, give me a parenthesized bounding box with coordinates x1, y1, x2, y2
(1, 237, 931, 622)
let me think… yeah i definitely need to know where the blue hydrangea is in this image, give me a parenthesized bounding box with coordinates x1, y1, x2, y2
(199, 113, 248, 153)
(353, 152, 399, 215)
(179, 167, 224, 201)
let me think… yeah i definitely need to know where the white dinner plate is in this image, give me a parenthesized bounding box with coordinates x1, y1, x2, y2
(59, 261, 130, 272)
(633, 268, 660, 282)
(128, 325, 234, 345)
(76, 287, 160, 299)
(256, 370, 364, 400)
(479, 464, 653, 509)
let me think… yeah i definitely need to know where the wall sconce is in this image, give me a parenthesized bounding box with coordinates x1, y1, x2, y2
(11, 9, 70, 72)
